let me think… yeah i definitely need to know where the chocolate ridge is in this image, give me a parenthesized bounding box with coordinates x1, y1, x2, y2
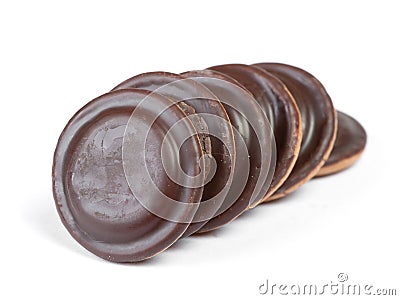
(254, 63, 337, 200)
(208, 64, 302, 205)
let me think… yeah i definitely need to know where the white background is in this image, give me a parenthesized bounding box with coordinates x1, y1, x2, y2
(1, 1, 399, 299)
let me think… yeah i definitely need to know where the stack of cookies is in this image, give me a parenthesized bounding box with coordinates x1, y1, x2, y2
(52, 63, 367, 262)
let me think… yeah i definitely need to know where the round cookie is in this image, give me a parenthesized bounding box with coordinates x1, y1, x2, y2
(254, 63, 337, 200)
(208, 64, 302, 205)
(112, 72, 235, 237)
(316, 111, 366, 177)
(52, 89, 204, 262)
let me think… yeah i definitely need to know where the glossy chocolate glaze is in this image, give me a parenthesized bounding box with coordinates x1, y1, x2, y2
(113, 72, 213, 167)
(254, 63, 337, 200)
(316, 111, 366, 177)
(52, 89, 204, 262)
(208, 64, 302, 205)
(182, 69, 274, 232)
(112, 72, 235, 236)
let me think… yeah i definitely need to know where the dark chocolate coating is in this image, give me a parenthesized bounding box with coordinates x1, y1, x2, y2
(254, 63, 337, 200)
(113, 72, 213, 164)
(316, 111, 366, 177)
(52, 89, 204, 262)
(208, 64, 302, 204)
(182, 69, 274, 233)
(112, 72, 235, 236)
